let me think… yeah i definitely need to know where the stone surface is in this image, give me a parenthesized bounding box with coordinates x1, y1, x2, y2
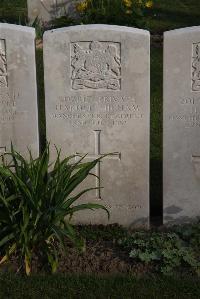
(44, 25, 150, 227)
(164, 26, 200, 225)
(0, 23, 39, 158)
(27, 0, 79, 23)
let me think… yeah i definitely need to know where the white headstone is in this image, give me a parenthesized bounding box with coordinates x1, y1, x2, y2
(0, 23, 39, 158)
(27, 0, 78, 23)
(164, 26, 200, 224)
(44, 25, 150, 227)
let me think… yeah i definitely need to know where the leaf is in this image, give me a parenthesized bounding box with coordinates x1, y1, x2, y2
(67, 203, 110, 219)
(0, 233, 15, 248)
(129, 249, 138, 258)
(48, 254, 58, 273)
(0, 243, 16, 265)
(59, 187, 101, 210)
(25, 253, 31, 276)
(0, 255, 8, 265)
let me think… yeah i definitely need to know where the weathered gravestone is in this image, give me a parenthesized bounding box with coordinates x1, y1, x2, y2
(27, 0, 78, 23)
(164, 26, 200, 224)
(44, 25, 150, 227)
(0, 23, 39, 158)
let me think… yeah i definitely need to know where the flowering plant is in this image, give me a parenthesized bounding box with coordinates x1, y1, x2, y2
(75, 0, 153, 27)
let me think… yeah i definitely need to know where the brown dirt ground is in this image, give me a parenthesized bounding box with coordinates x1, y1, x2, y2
(0, 238, 151, 276)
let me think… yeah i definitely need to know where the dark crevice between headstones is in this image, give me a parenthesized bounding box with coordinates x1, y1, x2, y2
(150, 40, 163, 227)
(36, 47, 46, 154)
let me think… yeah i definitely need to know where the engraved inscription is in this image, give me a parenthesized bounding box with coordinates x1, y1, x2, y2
(51, 95, 143, 127)
(192, 42, 200, 92)
(0, 40, 26, 123)
(105, 204, 142, 211)
(71, 41, 121, 90)
(0, 39, 8, 88)
(0, 93, 26, 123)
(75, 130, 121, 200)
(168, 96, 200, 128)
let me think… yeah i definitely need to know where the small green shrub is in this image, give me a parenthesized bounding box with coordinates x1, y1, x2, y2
(74, 0, 153, 28)
(174, 220, 200, 250)
(118, 226, 200, 276)
(0, 145, 109, 275)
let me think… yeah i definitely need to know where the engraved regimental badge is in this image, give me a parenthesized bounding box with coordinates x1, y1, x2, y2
(71, 41, 121, 90)
(0, 40, 8, 88)
(192, 42, 200, 92)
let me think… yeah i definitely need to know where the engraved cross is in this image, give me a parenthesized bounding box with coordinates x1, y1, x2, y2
(75, 130, 121, 200)
(192, 155, 200, 162)
(191, 152, 200, 181)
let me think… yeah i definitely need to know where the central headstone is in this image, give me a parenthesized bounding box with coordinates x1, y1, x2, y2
(44, 25, 150, 227)
(0, 23, 39, 158)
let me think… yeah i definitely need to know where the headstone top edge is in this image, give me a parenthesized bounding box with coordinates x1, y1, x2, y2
(0, 23, 35, 35)
(43, 24, 150, 38)
(164, 26, 200, 38)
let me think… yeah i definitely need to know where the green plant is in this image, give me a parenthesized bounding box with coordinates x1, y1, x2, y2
(74, 0, 153, 28)
(118, 230, 200, 276)
(0, 145, 109, 275)
(174, 220, 200, 250)
(27, 17, 45, 39)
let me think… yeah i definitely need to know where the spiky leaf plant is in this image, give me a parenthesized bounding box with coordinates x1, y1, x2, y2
(0, 144, 109, 275)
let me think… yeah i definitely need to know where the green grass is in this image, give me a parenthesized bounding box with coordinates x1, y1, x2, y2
(0, 0, 27, 24)
(146, 0, 200, 33)
(0, 274, 199, 299)
(0, 0, 26, 4)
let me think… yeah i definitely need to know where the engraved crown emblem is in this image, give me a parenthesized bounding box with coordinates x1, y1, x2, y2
(71, 41, 121, 90)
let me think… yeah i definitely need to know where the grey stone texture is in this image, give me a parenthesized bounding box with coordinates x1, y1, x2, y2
(164, 26, 200, 225)
(27, 0, 79, 23)
(44, 25, 150, 227)
(0, 23, 39, 158)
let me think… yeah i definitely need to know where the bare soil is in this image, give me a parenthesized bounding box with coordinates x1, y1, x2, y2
(0, 225, 152, 276)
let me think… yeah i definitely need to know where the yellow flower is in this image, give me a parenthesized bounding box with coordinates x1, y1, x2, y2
(123, 0, 132, 8)
(145, 0, 153, 8)
(76, 0, 89, 13)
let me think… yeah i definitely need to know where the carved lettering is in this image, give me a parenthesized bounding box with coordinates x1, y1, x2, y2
(168, 97, 200, 128)
(52, 94, 143, 127)
(105, 204, 142, 210)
